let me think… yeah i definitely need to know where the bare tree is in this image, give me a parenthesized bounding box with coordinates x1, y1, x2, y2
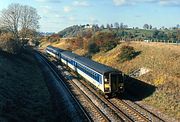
(0, 3, 22, 39)
(20, 5, 40, 38)
(0, 3, 40, 40)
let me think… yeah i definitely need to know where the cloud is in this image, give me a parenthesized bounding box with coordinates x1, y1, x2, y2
(112, 0, 180, 6)
(89, 17, 99, 24)
(113, 0, 126, 6)
(39, 6, 52, 14)
(63, 6, 72, 13)
(69, 16, 76, 21)
(159, 0, 180, 6)
(73, 0, 90, 7)
(135, 15, 142, 18)
(113, 0, 157, 6)
(35, 0, 61, 3)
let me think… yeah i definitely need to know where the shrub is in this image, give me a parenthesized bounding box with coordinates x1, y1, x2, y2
(93, 32, 115, 47)
(101, 40, 118, 52)
(0, 33, 21, 54)
(119, 45, 136, 62)
(88, 42, 99, 54)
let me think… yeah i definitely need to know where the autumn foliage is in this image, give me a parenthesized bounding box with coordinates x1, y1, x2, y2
(0, 33, 21, 54)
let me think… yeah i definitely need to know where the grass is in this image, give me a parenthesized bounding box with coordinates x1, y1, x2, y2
(92, 42, 180, 120)
(40, 39, 180, 120)
(0, 50, 56, 122)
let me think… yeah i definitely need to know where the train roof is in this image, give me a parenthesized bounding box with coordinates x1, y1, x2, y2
(46, 45, 64, 52)
(47, 46, 119, 74)
(75, 56, 118, 74)
(61, 51, 80, 59)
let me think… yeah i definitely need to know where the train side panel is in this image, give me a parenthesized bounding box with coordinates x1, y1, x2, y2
(60, 55, 105, 92)
(46, 49, 56, 57)
(75, 64, 104, 92)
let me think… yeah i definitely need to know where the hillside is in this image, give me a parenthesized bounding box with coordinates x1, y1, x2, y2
(92, 42, 180, 119)
(57, 25, 179, 43)
(0, 50, 57, 122)
(40, 39, 180, 120)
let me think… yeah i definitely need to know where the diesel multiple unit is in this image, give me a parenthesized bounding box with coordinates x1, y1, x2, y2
(46, 45, 124, 97)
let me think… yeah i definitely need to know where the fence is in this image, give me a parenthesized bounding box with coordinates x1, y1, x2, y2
(120, 39, 180, 46)
(143, 39, 180, 45)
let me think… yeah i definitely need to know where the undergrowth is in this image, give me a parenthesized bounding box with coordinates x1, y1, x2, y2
(0, 50, 56, 122)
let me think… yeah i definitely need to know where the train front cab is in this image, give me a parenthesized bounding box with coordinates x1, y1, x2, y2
(104, 72, 124, 98)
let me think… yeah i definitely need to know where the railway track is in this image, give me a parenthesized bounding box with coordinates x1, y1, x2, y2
(61, 70, 110, 122)
(110, 99, 159, 122)
(121, 100, 164, 122)
(43, 51, 165, 122)
(72, 72, 164, 122)
(35, 51, 92, 122)
(60, 65, 165, 122)
(39, 51, 113, 121)
(58, 66, 132, 121)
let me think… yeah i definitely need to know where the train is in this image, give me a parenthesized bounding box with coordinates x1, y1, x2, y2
(45, 45, 124, 98)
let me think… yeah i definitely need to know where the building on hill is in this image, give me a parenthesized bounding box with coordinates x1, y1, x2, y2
(85, 24, 93, 29)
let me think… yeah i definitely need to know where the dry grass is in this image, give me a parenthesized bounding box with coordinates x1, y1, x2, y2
(0, 50, 56, 122)
(40, 39, 180, 120)
(92, 41, 180, 120)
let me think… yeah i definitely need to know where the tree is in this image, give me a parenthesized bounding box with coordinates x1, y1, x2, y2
(149, 25, 152, 29)
(0, 4, 22, 40)
(123, 25, 128, 29)
(0, 3, 40, 40)
(152, 30, 159, 38)
(114, 22, 119, 29)
(88, 42, 99, 54)
(120, 23, 124, 29)
(92, 24, 99, 32)
(176, 24, 180, 29)
(110, 24, 113, 28)
(177, 29, 180, 41)
(100, 24, 105, 30)
(20, 5, 40, 38)
(114, 22, 120, 37)
(143, 24, 149, 29)
(106, 24, 110, 29)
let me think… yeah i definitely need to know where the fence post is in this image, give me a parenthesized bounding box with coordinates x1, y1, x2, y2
(176, 40, 178, 45)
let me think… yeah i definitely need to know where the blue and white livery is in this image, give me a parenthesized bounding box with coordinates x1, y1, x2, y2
(45, 45, 124, 97)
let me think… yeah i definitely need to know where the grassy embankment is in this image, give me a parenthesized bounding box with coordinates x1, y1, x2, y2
(40, 39, 180, 120)
(0, 50, 56, 122)
(93, 42, 180, 119)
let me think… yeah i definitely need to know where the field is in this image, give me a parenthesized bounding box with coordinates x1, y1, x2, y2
(41, 39, 180, 120)
(0, 50, 56, 122)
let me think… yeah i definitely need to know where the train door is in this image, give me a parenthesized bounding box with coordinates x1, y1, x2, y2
(109, 73, 124, 94)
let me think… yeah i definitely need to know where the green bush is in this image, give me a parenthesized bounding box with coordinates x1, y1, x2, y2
(101, 40, 118, 52)
(88, 42, 99, 54)
(119, 45, 136, 62)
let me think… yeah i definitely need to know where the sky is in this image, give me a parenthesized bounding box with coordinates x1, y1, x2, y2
(0, 0, 180, 32)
